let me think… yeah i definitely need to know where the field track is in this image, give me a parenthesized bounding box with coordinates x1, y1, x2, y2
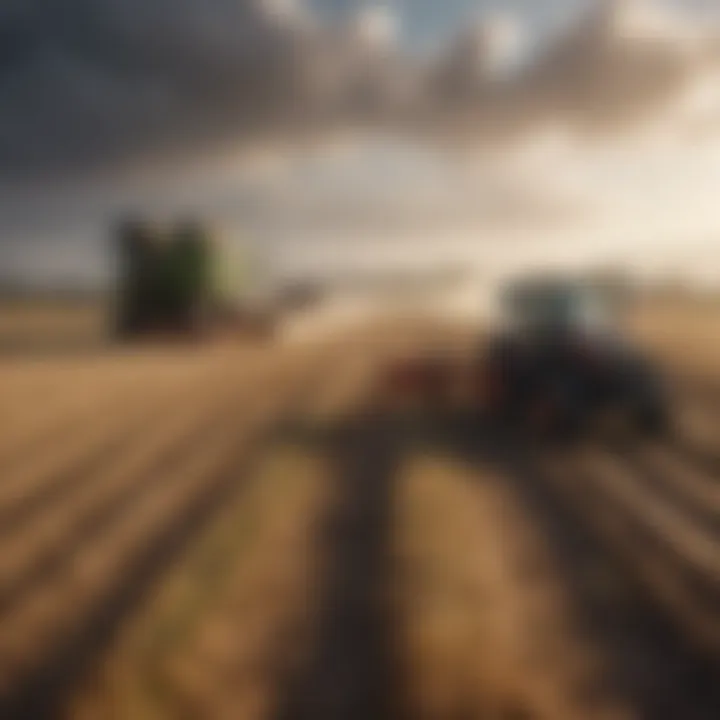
(1, 318, 720, 719)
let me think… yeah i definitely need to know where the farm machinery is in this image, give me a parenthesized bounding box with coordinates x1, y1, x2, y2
(113, 218, 277, 341)
(381, 274, 672, 440)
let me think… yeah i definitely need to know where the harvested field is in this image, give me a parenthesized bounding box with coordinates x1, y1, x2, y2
(0, 300, 106, 357)
(1, 306, 719, 719)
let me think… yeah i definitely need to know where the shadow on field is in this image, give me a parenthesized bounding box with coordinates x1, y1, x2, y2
(409, 411, 720, 720)
(666, 433, 720, 478)
(273, 410, 408, 720)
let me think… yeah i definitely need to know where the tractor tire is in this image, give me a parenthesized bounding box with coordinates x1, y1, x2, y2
(635, 401, 672, 439)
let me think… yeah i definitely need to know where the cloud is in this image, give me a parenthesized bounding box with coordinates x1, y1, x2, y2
(419, 0, 720, 145)
(512, 0, 718, 132)
(0, 0, 327, 178)
(0, 0, 718, 181)
(351, 4, 398, 49)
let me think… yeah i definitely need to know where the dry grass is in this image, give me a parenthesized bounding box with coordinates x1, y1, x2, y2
(629, 302, 720, 376)
(50, 322, 399, 719)
(0, 303, 719, 718)
(69, 446, 331, 720)
(394, 455, 626, 720)
(0, 299, 106, 348)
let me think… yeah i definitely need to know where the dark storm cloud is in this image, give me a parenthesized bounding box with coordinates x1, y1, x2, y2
(0, 0, 333, 178)
(0, 0, 718, 180)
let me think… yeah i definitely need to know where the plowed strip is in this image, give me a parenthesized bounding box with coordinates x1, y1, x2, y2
(0, 351, 252, 466)
(505, 443, 720, 719)
(631, 445, 720, 530)
(395, 452, 623, 720)
(578, 451, 720, 584)
(0, 370, 224, 528)
(159, 449, 331, 720)
(0, 346, 327, 717)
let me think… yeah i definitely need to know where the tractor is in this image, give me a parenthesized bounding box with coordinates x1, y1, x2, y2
(381, 274, 672, 440)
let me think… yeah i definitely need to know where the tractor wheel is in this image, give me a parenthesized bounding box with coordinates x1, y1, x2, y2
(529, 381, 586, 443)
(635, 401, 672, 439)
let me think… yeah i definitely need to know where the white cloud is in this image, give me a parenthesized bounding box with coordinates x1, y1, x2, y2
(351, 4, 398, 50)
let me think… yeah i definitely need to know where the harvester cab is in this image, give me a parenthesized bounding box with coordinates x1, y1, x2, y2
(114, 218, 213, 338)
(113, 218, 276, 341)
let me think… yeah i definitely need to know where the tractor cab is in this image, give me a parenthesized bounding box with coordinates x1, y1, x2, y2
(498, 277, 614, 341)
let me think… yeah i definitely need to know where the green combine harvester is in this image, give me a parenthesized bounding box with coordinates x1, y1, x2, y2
(113, 218, 275, 341)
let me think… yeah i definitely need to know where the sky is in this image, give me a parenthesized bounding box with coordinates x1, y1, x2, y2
(1, 0, 720, 287)
(306, 0, 590, 47)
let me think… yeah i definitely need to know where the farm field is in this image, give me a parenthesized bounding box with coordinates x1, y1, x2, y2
(0, 305, 719, 719)
(0, 299, 106, 357)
